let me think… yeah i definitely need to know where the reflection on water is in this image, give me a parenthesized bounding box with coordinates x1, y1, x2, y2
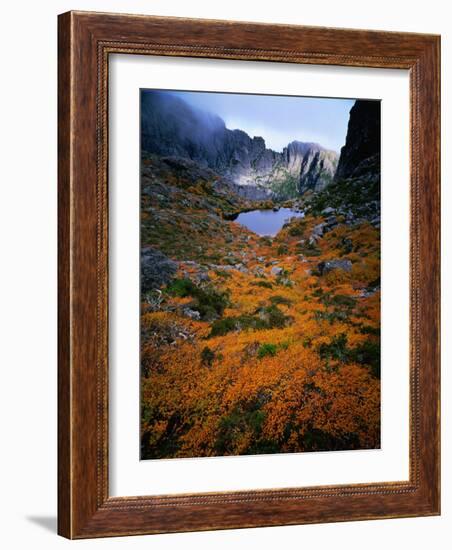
(234, 207, 304, 236)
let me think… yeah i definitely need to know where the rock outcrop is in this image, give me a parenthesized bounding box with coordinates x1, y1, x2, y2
(141, 91, 338, 198)
(335, 100, 381, 181)
(141, 247, 178, 292)
(317, 259, 352, 276)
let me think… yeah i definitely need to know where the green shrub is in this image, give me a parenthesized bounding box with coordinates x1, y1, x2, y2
(317, 333, 380, 378)
(330, 294, 356, 308)
(166, 278, 229, 320)
(253, 304, 291, 329)
(200, 346, 215, 366)
(208, 306, 291, 338)
(349, 340, 380, 378)
(276, 244, 289, 256)
(269, 295, 293, 306)
(214, 407, 267, 455)
(287, 219, 307, 236)
(359, 325, 380, 336)
(257, 343, 278, 358)
(209, 317, 240, 337)
(166, 278, 196, 297)
(318, 333, 348, 362)
(302, 337, 313, 348)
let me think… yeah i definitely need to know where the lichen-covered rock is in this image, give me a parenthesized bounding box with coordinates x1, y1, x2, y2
(317, 259, 352, 276)
(141, 247, 178, 292)
(182, 308, 201, 320)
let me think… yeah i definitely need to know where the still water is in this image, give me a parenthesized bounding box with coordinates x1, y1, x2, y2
(234, 208, 304, 236)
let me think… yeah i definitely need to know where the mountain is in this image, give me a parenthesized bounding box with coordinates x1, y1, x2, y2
(141, 91, 338, 199)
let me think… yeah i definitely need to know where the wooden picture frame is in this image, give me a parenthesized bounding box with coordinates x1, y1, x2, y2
(58, 10, 440, 539)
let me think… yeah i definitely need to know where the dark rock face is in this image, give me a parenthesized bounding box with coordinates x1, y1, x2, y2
(335, 100, 381, 181)
(141, 91, 338, 197)
(141, 247, 178, 292)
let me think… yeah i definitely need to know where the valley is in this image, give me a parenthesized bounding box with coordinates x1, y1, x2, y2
(140, 93, 381, 459)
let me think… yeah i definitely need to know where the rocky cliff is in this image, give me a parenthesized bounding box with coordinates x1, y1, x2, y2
(141, 91, 338, 199)
(304, 99, 381, 228)
(335, 100, 381, 181)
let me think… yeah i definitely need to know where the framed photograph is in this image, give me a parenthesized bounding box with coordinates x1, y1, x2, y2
(58, 11, 440, 538)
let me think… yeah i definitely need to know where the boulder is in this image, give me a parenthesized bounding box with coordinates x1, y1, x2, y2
(311, 223, 325, 237)
(317, 259, 352, 276)
(370, 216, 381, 227)
(324, 216, 338, 228)
(234, 263, 249, 274)
(196, 272, 211, 283)
(322, 206, 335, 215)
(182, 308, 201, 320)
(141, 248, 178, 292)
(308, 235, 320, 246)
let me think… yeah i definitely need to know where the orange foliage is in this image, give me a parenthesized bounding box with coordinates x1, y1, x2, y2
(140, 195, 380, 458)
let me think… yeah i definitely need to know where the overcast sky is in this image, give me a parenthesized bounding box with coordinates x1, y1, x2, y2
(171, 90, 355, 153)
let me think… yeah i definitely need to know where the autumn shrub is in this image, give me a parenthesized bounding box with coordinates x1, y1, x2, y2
(251, 280, 273, 289)
(323, 269, 351, 285)
(140, 159, 381, 458)
(287, 219, 307, 236)
(214, 269, 232, 279)
(302, 337, 313, 348)
(259, 236, 273, 246)
(141, 312, 193, 346)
